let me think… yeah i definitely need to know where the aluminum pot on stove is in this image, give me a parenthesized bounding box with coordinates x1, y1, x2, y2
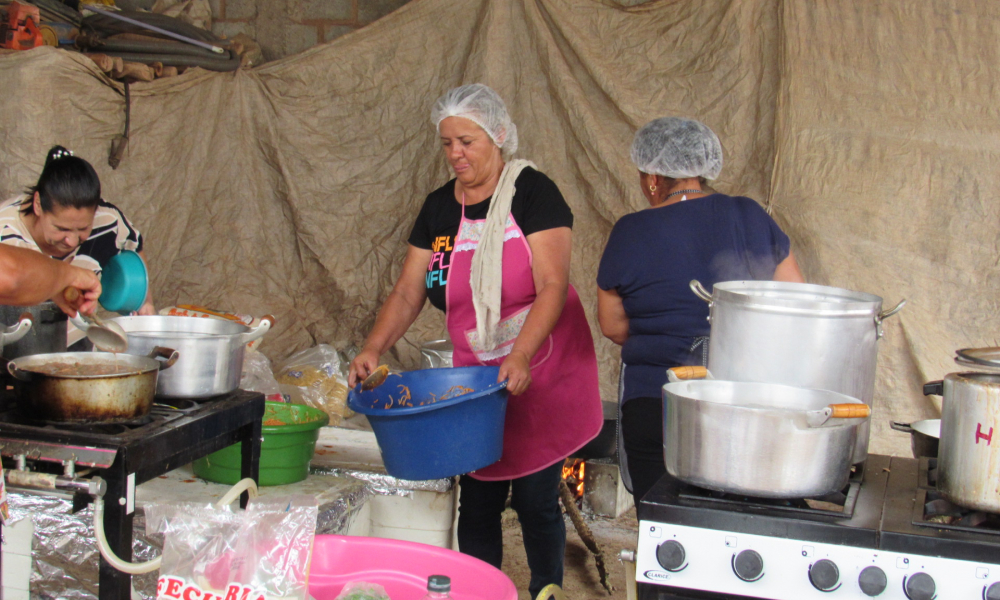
(690, 280, 905, 465)
(7, 348, 178, 422)
(923, 348, 1000, 513)
(112, 315, 273, 398)
(663, 366, 870, 498)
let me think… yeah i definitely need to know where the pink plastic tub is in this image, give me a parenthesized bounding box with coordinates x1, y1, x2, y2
(308, 535, 518, 600)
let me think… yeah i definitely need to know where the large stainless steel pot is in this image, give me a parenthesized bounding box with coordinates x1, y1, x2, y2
(7, 348, 178, 422)
(924, 365, 1000, 512)
(663, 367, 870, 498)
(0, 304, 45, 359)
(691, 280, 905, 464)
(112, 315, 273, 398)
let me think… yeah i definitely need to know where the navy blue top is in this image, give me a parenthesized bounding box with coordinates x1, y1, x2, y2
(597, 194, 791, 402)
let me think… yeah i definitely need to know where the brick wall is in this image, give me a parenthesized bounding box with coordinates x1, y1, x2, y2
(209, 0, 413, 62)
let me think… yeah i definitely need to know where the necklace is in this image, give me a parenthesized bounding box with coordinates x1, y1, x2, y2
(665, 189, 703, 200)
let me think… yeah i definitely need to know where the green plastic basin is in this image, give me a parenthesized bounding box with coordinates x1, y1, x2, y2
(193, 401, 329, 486)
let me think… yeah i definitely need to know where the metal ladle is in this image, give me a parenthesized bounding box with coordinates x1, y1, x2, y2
(63, 288, 129, 353)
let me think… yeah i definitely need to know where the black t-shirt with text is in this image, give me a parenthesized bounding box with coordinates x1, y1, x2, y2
(408, 167, 573, 311)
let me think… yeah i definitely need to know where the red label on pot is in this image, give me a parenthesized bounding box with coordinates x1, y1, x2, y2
(975, 423, 993, 446)
(157, 576, 266, 600)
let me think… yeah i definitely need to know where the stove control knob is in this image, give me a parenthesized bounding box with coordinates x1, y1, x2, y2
(808, 559, 840, 591)
(655, 540, 686, 572)
(858, 566, 887, 597)
(732, 549, 764, 582)
(986, 582, 1000, 600)
(903, 572, 935, 600)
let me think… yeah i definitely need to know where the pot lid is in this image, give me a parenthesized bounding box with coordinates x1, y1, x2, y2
(955, 347, 1000, 370)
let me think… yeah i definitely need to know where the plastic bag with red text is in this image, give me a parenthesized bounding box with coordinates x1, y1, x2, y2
(146, 495, 318, 600)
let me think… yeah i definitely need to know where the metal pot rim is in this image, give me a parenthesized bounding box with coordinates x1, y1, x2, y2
(663, 380, 867, 428)
(948, 371, 1000, 385)
(9, 351, 161, 379)
(712, 281, 883, 314)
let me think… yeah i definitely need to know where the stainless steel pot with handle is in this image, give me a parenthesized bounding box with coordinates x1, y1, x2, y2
(924, 349, 1000, 512)
(112, 315, 273, 398)
(889, 419, 940, 459)
(0, 304, 52, 359)
(663, 366, 870, 498)
(690, 280, 904, 464)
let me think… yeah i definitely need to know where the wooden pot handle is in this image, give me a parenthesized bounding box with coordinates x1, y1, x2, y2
(828, 404, 871, 419)
(668, 365, 709, 380)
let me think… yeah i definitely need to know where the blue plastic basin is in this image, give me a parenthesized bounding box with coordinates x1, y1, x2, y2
(99, 250, 148, 313)
(348, 366, 508, 480)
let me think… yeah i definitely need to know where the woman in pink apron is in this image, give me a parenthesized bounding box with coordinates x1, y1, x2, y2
(349, 84, 602, 598)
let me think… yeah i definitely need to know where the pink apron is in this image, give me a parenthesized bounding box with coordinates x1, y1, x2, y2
(446, 200, 603, 481)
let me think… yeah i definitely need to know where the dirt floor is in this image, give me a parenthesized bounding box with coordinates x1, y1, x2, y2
(499, 505, 639, 600)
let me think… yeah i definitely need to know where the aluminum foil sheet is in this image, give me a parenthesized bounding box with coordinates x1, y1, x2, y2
(311, 466, 455, 496)
(6, 483, 371, 600)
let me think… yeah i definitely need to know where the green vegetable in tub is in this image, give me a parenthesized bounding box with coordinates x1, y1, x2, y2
(335, 582, 390, 600)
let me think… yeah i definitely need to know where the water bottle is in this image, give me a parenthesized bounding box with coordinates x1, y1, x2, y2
(420, 575, 452, 599)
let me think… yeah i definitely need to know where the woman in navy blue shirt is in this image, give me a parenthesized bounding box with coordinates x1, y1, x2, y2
(597, 117, 804, 504)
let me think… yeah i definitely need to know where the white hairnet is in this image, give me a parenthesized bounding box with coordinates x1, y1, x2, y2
(630, 117, 723, 180)
(431, 84, 518, 158)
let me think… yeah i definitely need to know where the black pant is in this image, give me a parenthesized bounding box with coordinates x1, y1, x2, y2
(621, 396, 667, 505)
(457, 462, 566, 599)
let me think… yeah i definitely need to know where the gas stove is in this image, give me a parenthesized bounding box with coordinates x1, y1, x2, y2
(635, 454, 1000, 599)
(0, 388, 265, 600)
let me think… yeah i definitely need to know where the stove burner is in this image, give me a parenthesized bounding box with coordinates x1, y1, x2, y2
(673, 465, 863, 520)
(912, 457, 1000, 535)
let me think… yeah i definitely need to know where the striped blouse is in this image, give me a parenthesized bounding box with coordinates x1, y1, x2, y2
(0, 195, 143, 274)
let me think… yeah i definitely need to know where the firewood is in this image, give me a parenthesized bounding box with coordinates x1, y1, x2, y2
(115, 61, 154, 82)
(85, 53, 114, 72)
(559, 480, 613, 594)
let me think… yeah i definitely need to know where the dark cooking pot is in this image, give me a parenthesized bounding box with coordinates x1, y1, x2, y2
(890, 419, 940, 458)
(8, 348, 178, 423)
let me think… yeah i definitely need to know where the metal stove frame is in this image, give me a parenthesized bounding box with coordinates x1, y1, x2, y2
(0, 390, 265, 600)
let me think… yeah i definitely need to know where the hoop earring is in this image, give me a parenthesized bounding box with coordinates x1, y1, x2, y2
(649, 185, 657, 193)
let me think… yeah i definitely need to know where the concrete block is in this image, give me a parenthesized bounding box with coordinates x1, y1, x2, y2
(1, 517, 33, 552)
(300, 0, 353, 21)
(582, 460, 634, 518)
(284, 23, 320, 56)
(344, 500, 372, 537)
(213, 21, 254, 41)
(369, 489, 456, 532)
(358, 0, 411, 23)
(324, 25, 356, 42)
(208, 0, 222, 19)
(2, 588, 29, 600)
(370, 524, 452, 548)
(225, 0, 257, 20)
(1, 551, 32, 591)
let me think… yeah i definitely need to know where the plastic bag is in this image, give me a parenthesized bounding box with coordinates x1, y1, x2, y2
(335, 582, 390, 600)
(240, 347, 283, 399)
(147, 495, 318, 600)
(275, 345, 352, 426)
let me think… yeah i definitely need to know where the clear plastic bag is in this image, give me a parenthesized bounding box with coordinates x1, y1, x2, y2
(240, 347, 283, 398)
(147, 495, 318, 600)
(335, 582, 391, 600)
(275, 344, 352, 426)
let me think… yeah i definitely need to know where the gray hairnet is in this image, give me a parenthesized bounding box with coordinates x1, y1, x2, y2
(630, 117, 723, 180)
(431, 84, 518, 158)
